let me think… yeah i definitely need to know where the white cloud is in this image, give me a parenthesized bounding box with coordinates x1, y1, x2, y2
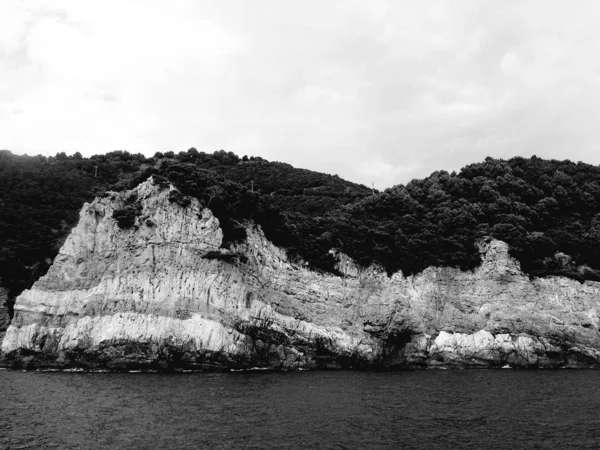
(3, 0, 600, 189)
(501, 52, 521, 76)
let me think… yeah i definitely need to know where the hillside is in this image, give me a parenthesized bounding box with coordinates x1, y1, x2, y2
(4, 179, 600, 371)
(0, 149, 370, 309)
(163, 148, 374, 215)
(328, 156, 600, 280)
(3, 149, 600, 322)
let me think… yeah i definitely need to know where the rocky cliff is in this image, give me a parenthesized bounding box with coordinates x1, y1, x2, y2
(2, 178, 600, 370)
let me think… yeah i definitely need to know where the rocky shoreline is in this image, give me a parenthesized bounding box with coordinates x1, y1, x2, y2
(2, 177, 600, 370)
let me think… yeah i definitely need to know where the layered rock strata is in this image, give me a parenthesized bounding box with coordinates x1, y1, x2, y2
(2, 178, 600, 370)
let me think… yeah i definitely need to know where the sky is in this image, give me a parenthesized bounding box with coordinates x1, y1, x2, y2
(2, 0, 600, 189)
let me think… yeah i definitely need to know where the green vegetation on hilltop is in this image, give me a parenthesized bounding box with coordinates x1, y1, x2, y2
(321, 156, 600, 280)
(154, 153, 600, 283)
(0, 148, 367, 310)
(3, 149, 600, 322)
(128, 163, 342, 273)
(158, 148, 374, 215)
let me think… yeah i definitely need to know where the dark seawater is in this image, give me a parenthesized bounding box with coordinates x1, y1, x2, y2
(1, 369, 600, 449)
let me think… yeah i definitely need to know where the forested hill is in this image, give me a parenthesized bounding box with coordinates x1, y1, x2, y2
(0, 148, 370, 308)
(332, 156, 600, 280)
(3, 149, 600, 319)
(154, 148, 374, 215)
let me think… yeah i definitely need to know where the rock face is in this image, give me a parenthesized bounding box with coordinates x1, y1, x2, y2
(2, 177, 600, 370)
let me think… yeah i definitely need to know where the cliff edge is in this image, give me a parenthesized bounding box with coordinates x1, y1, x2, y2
(2, 178, 600, 370)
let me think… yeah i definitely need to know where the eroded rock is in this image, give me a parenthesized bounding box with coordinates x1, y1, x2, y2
(2, 177, 600, 370)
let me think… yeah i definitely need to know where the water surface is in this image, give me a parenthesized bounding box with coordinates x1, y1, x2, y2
(1, 369, 599, 449)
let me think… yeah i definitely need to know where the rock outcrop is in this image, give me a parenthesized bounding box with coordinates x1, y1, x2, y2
(2, 177, 600, 370)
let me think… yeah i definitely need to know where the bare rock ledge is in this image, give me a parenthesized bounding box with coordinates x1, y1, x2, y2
(2, 177, 600, 370)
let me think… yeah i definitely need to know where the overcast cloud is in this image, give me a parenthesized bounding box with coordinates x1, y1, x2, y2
(2, 0, 600, 189)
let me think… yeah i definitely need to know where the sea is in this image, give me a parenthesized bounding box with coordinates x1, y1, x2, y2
(1, 369, 599, 449)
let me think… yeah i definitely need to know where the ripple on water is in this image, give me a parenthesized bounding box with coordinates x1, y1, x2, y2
(1, 370, 600, 449)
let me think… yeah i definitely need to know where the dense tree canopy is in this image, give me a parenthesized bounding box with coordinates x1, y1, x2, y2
(325, 156, 600, 281)
(0, 149, 152, 312)
(0, 149, 369, 308)
(3, 149, 600, 319)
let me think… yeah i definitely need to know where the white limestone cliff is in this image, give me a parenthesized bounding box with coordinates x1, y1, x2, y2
(2, 177, 600, 370)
